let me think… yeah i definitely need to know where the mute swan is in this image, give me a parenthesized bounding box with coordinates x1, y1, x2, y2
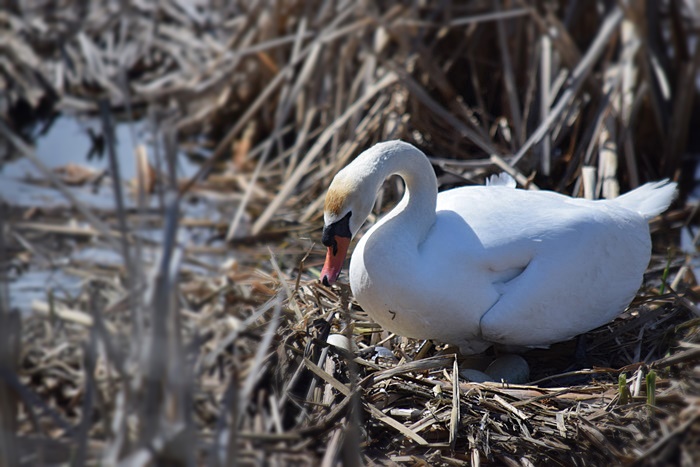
(320, 141, 676, 355)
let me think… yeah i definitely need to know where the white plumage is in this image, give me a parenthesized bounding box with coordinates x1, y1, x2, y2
(320, 141, 676, 355)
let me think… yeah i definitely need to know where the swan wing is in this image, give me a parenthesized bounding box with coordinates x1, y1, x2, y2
(436, 186, 651, 347)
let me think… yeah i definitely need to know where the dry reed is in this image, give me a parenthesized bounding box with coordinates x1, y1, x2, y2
(1, 1, 699, 465)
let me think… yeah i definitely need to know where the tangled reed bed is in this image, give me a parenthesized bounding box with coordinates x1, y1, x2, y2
(1, 0, 700, 465)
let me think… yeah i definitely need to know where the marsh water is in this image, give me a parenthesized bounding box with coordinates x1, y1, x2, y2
(1, 115, 232, 313)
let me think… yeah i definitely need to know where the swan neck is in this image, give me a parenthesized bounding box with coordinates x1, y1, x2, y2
(371, 143, 437, 241)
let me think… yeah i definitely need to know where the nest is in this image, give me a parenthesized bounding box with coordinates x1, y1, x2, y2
(1, 0, 700, 465)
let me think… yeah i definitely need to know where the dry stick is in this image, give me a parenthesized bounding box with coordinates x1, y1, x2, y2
(582, 88, 617, 169)
(671, 246, 700, 291)
(277, 357, 308, 413)
(332, 25, 352, 158)
(396, 6, 532, 28)
(446, 7, 533, 27)
(367, 354, 455, 384)
(664, 41, 700, 176)
(616, 19, 641, 188)
(0, 203, 19, 467)
(268, 247, 303, 320)
(103, 389, 127, 465)
(509, 5, 624, 168)
(295, 345, 333, 425)
(280, 107, 318, 187)
(318, 16, 377, 47)
(210, 364, 238, 467)
(449, 356, 460, 450)
(582, 166, 597, 200)
(321, 427, 344, 467)
(527, 5, 583, 77)
(262, 67, 383, 226)
(520, 26, 541, 148)
(73, 290, 100, 467)
(99, 99, 143, 343)
(528, 368, 619, 386)
(0, 119, 119, 250)
(336, 286, 362, 467)
(639, 5, 672, 139)
(651, 346, 700, 369)
(563, 86, 617, 194)
(572, 92, 616, 197)
(252, 72, 398, 235)
(277, 40, 322, 134)
(596, 121, 620, 200)
(237, 295, 282, 428)
(84, 290, 132, 463)
(492, 394, 529, 421)
(365, 402, 429, 446)
(141, 190, 182, 444)
(302, 356, 350, 397)
(12, 221, 119, 238)
(267, 393, 284, 435)
(223, 31, 316, 64)
(31, 299, 118, 335)
(281, 16, 310, 181)
(116, 424, 186, 467)
(620, 37, 648, 188)
(427, 156, 516, 170)
(78, 33, 118, 96)
(225, 138, 274, 241)
(539, 34, 552, 175)
(495, 0, 524, 147)
(145, 110, 166, 210)
(164, 134, 196, 465)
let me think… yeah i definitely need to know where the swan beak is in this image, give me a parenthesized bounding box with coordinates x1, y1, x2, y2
(321, 236, 350, 286)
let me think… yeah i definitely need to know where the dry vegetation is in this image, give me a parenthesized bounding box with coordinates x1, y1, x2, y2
(1, 0, 700, 465)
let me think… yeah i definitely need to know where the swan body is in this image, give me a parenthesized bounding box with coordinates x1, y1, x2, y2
(320, 141, 676, 354)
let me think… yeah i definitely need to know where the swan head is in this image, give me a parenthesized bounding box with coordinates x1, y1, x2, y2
(320, 172, 374, 286)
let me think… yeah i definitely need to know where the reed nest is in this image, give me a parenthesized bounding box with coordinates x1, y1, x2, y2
(1, 1, 700, 465)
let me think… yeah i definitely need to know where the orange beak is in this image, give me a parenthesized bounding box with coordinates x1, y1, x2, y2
(320, 236, 351, 286)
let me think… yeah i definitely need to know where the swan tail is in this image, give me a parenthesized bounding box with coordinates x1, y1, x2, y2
(486, 173, 517, 188)
(610, 179, 677, 220)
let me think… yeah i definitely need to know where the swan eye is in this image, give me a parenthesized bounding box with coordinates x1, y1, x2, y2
(324, 236, 338, 255)
(322, 211, 352, 254)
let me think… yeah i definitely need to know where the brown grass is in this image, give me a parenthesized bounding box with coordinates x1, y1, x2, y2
(1, 1, 700, 465)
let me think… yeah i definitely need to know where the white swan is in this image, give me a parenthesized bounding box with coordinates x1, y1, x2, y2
(320, 141, 677, 355)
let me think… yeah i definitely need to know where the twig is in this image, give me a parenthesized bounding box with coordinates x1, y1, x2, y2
(510, 5, 624, 167)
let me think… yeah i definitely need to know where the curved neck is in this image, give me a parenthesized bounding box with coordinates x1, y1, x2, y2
(358, 141, 438, 243)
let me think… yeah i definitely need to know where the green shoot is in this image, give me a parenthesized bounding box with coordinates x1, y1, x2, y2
(646, 370, 657, 410)
(618, 373, 630, 405)
(659, 249, 672, 295)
